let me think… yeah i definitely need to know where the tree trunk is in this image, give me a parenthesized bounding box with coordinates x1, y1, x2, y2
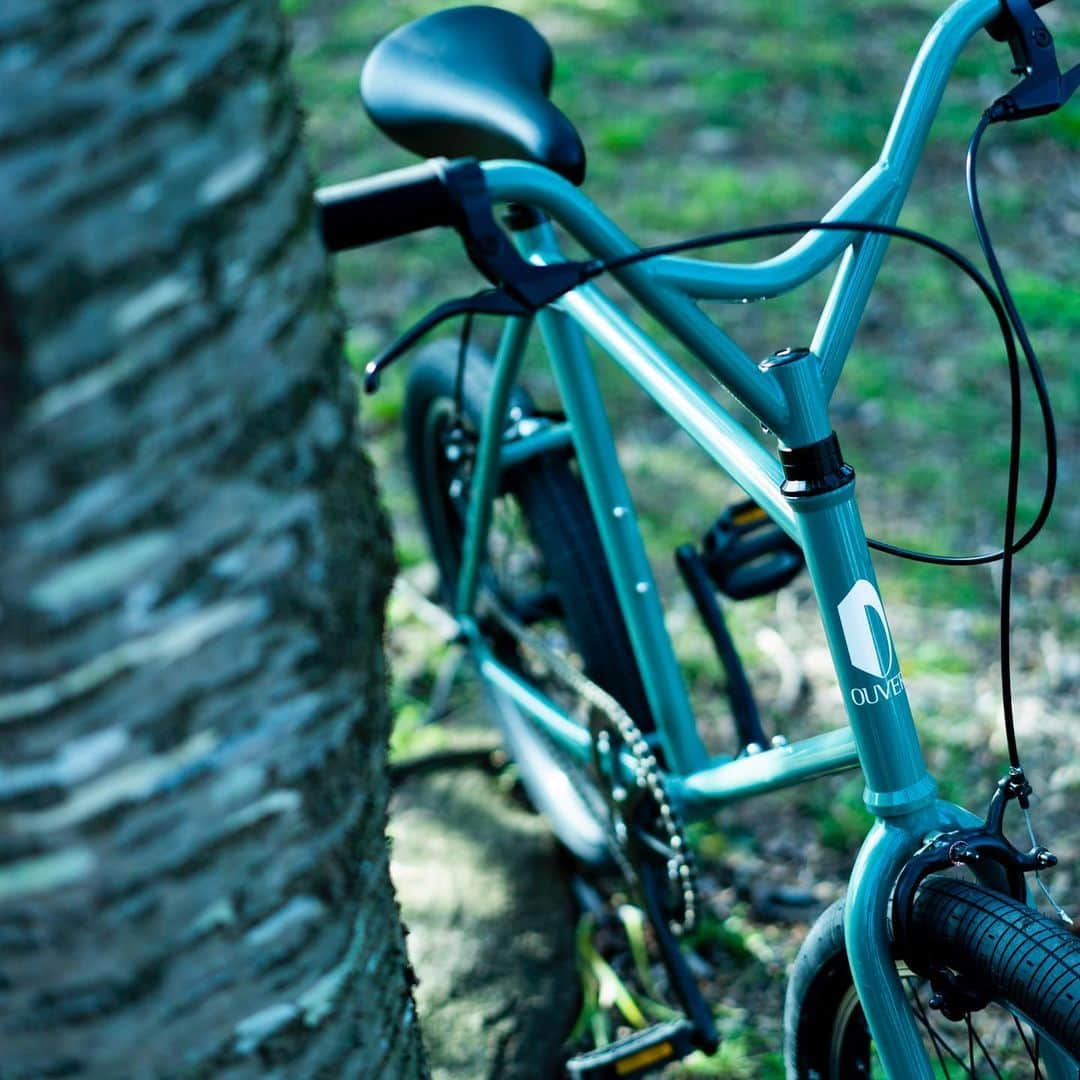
(0, 1, 425, 1076)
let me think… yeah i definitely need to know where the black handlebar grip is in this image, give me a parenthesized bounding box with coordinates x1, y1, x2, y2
(316, 158, 456, 252)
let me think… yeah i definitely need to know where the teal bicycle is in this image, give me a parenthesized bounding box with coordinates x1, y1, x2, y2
(317, 0, 1080, 1075)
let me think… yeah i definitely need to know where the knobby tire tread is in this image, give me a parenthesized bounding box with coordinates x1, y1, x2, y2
(784, 878, 1080, 1077)
(913, 877, 1080, 1051)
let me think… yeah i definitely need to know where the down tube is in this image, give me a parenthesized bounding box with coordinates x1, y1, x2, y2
(785, 468, 938, 1076)
(534, 304, 707, 773)
(789, 479, 936, 815)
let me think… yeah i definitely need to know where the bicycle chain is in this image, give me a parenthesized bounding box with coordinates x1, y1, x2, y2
(485, 598, 700, 935)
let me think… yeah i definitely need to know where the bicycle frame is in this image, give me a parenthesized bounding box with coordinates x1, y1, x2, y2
(423, 0, 1072, 1074)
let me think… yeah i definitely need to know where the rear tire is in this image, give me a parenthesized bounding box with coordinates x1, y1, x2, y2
(784, 879, 1080, 1077)
(403, 341, 654, 865)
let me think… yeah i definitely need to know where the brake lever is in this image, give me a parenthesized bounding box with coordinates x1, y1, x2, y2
(364, 160, 600, 393)
(988, 0, 1079, 121)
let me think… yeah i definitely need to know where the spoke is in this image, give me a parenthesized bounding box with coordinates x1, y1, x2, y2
(891, 967, 1069, 1080)
(968, 1018, 1007, 1080)
(1010, 1014, 1043, 1079)
(909, 985, 961, 1077)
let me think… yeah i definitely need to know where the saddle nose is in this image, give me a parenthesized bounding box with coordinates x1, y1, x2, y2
(360, 5, 587, 185)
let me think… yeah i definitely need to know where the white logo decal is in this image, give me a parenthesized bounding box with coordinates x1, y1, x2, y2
(837, 579, 895, 679)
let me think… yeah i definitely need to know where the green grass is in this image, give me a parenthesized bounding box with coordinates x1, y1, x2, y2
(288, 0, 1079, 1071)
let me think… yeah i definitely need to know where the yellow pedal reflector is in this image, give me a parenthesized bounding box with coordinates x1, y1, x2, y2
(730, 504, 768, 526)
(614, 1040, 676, 1075)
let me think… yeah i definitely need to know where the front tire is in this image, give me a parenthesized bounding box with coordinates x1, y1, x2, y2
(784, 880, 1080, 1077)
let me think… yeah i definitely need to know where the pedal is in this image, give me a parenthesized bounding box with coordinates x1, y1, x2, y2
(675, 543, 768, 751)
(565, 1018, 697, 1079)
(701, 499, 803, 600)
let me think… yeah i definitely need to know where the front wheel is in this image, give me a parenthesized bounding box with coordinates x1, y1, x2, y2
(784, 879, 1080, 1078)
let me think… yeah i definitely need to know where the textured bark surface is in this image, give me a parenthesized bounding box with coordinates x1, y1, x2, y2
(0, 1, 424, 1076)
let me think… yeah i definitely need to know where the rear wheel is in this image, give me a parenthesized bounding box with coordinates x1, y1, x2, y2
(403, 341, 655, 865)
(784, 880, 1080, 1077)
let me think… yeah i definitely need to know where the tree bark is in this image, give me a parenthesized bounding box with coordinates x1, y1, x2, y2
(0, 1, 425, 1076)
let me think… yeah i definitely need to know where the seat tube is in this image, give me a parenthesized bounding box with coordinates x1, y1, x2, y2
(532, 301, 707, 772)
(503, 214, 706, 772)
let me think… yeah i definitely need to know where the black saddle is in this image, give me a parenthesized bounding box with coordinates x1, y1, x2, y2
(360, 6, 587, 185)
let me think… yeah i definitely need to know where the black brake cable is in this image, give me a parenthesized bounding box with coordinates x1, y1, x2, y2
(385, 119, 1055, 774)
(972, 113, 1022, 770)
(453, 309, 475, 421)
(573, 128, 1060, 772)
(582, 218, 1055, 569)
(966, 110, 1058, 771)
(967, 115, 1059, 553)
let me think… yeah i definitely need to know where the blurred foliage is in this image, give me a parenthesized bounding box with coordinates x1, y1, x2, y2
(288, 0, 1078, 600)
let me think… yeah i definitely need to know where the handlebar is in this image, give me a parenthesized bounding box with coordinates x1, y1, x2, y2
(318, 0, 1072, 257)
(316, 158, 457, 251)
(318, 156, 598, 393)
